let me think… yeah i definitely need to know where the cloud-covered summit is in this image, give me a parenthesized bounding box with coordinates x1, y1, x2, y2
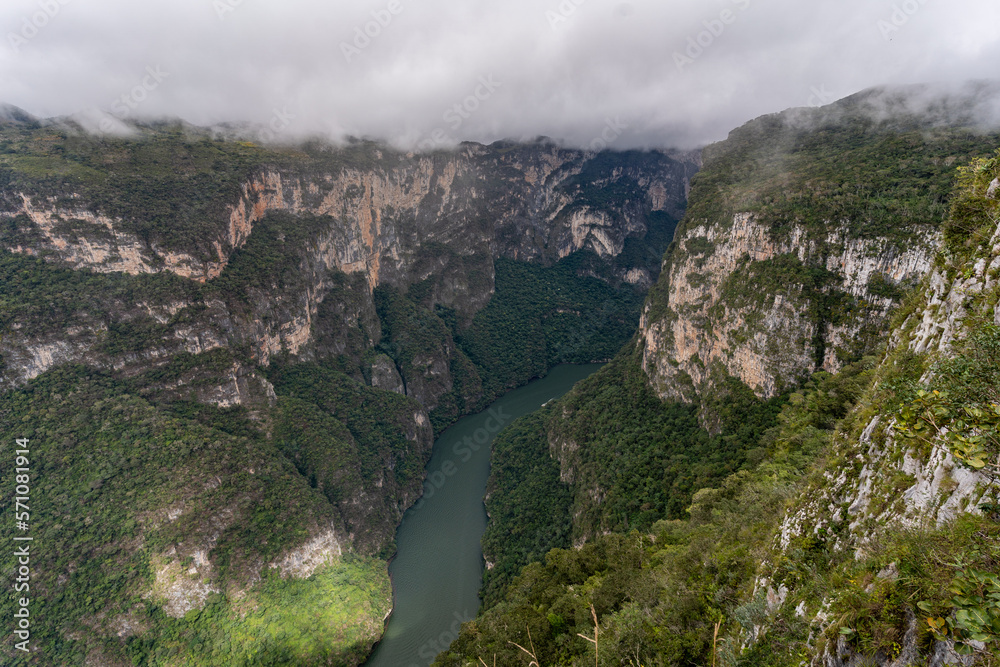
(1, 0, 998, 149)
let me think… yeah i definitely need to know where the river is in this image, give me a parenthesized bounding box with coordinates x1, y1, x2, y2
(363, 364, 603, 667)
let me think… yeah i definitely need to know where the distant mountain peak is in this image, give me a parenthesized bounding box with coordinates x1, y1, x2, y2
(0, 103, 38, 126)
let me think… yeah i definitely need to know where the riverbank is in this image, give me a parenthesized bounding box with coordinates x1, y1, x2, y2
(363, 364, 603, 667)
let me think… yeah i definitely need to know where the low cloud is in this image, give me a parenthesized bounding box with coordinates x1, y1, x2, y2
(0, 0, 997, 149)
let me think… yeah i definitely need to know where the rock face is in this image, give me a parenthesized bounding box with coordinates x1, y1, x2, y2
(765, 164, 1000, 667)
(640, 212, 938, 404)
(369, 353, 405, 395)
(781, 216, 1000, 549)
(633, 87, 1000, 410)
(269, 527, 344, 579)
(3, 147, 695, 289)
(0, 138, 698, 412)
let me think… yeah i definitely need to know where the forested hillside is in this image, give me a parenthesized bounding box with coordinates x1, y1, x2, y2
(4, 84, 1000, 666)
(437, 86, 1000, 666)
(0, 112, 690, 665)
(642, 82, 1000, 410)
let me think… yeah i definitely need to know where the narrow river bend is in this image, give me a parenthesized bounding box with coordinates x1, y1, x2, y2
(364, 364, 603, 667)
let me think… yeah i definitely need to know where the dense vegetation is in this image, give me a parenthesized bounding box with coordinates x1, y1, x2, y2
(0, 112, 695, 665)
(129, 558, 391, 667)
(268, 362, 430, 495)
(0, 365, 395, 665)
(648, 91, 1000, 328)
(435, 362, 874, 666)
(6, 95, 999, 666)
(0, 120, 402, 258)
(479, 344, 787, 608)
(457, 255, 647, 401)
(479, 409, 575, 608)
(364, 252, 654, 434)
(438, 144, 1000, 665)
(0, 249, 199, 340)
(207, 211, 339, 307)
(683, 104, 1000, 244)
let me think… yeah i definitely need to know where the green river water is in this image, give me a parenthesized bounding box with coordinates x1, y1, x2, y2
(364, 364, 603, 667)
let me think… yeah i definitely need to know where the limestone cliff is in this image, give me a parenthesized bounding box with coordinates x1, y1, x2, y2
(641, 212, 939, 403)
(751, 153, 1000, 667)
(0, 131, 697, 415)
(637, 87, 1000, 412)
(778, 179, 1000, 564)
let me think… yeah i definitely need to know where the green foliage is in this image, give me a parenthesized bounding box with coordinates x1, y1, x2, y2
(457, 255, 646, 401)
(101, 316, 171, 355)
(478, 346, 803, 613)
(125, 559, 391, 667)
(340, 253, 652, 436)
(551, 347, 787, 538)
(438, 361, 873, 666)
(897, 391, 1000, 474)
(373, 285, 484, 432)
(684, 234, 716, 258)
(866, 273, 907, 302)
(923, 566, 1000, 655)
(480, 409, 574, 607)
(0, 249, 201, 337)
(942, 148, 1000, 259)
(555, 150, 660, 210)
(273, 397, 363, 505)
(0, 126, 266, 257)
(0, 122, 688, 665)
(645, 101, 1000, 327)
(824, 515, 1000, 663)
(0, 365, 388, 666)
(267, 361, 430, 495)
(895, 323, 1000, 476)
(207, 211, 337, 305)
(718, 253, 857, 369)
(689, 110, 999, 243)
(804, 148, 1000, 664)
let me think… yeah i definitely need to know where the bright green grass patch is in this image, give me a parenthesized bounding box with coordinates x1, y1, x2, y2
(0, 154, 105, 180)
(129, 559, 392, 667)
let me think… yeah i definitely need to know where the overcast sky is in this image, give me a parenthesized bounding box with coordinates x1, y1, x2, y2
(0, 0, 998, 150)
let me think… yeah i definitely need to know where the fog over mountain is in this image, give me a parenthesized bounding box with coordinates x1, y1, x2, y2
(1, 0, 998, 149)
